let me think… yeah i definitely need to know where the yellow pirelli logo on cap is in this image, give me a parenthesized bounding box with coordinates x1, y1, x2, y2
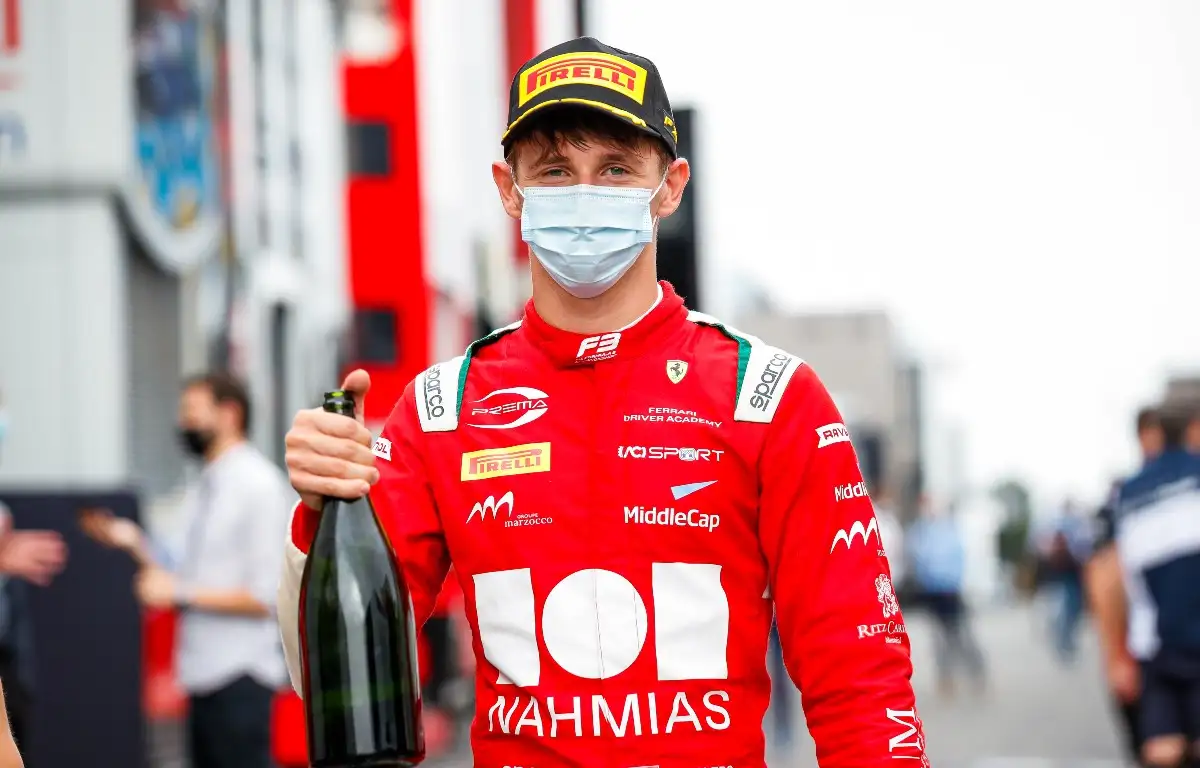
(461, 442, 551, 481)
(519, 51, 647, 107)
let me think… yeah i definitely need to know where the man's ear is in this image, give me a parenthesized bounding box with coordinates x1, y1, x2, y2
(492, 161, 523, 221)
(654, 157, 691, 220)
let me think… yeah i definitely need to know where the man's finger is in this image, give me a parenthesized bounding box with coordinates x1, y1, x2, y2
(293, 473, 372, 501)
(340, 369, 371, 425)
(288, 452, 380, 486)
(308, 411, 372, 445)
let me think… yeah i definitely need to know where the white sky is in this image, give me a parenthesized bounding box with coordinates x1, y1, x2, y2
(591, 0, 1200, 506)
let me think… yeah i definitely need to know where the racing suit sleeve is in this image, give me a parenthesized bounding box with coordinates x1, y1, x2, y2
(759, 364, 925, 766)
(277, 382, 452, 696)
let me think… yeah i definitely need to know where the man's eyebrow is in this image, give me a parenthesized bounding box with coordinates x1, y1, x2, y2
(596, 149, 637, 164)
(530, 148, 569, 168)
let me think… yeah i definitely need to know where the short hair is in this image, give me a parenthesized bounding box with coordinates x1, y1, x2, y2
(1158, 404, 1190, 450)
(184, 371, 252, 435)
(1135, 406, 1160, 436)
(505, 107, 672, 176)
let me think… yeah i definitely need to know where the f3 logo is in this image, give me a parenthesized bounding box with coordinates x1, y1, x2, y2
(576, 332, 621, 362)
(472, 564, 730, 686)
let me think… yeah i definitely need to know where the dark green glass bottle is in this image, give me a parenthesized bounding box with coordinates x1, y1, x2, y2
(300, 390, 425, 767)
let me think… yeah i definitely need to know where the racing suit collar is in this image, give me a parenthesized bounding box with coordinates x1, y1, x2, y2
(522, 281, 688, 368)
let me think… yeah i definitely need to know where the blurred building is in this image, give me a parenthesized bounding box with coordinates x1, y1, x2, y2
(736, 308, 925, 518)
(1164, 374, 1200, 409)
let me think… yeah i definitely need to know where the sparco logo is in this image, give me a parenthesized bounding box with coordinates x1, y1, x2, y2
(750, 352, 795, 411)
(423, 366, 444, 419)
(834, 481, 867, 502)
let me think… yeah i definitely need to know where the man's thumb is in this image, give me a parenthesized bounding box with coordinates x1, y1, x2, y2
(340, 368, 371, 423)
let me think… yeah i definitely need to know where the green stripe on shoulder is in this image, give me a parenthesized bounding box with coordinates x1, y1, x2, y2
(456, 319, 523, 418)
(686, 310, 753, 401)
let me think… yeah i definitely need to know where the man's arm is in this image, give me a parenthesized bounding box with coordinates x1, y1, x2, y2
(1082, 502, 1138, 701)
(276, 382, 452, 696)
(759, 365, 925, 766)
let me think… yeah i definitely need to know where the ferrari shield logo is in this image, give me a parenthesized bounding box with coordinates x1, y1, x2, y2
(666, 360, 688, 384)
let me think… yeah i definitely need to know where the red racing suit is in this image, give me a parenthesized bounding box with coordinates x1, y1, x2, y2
(277, 283, 926, 767)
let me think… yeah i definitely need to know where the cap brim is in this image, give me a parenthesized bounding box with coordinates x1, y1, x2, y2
(501, 98, 674, 157)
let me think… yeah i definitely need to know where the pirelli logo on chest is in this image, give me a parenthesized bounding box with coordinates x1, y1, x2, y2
(518, 51, 648, 107)
(461, 442, 551, 482)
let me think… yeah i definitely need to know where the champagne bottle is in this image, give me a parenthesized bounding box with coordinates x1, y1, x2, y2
(300, 390, 425, 767)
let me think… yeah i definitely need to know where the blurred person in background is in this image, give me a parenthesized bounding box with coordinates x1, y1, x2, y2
(1105, 405, 1200, 768)
(1042, 498, 1093, 663)
(276, 37, 925, 767)
(909, 494, 987, 697)
(1185, 406, 1200, 454)
(1086, 405, 1163, 765)
(0, 391, 69, 750)
(81, 373, 292, 768)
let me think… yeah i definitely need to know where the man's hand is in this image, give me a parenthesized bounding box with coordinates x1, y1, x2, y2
(1107, 651, 1141, 703)
(284, 369, 379, 511)
(78, 508, 150, 566)
(135, 566, 178, 609)
(0, 512, 67, 587)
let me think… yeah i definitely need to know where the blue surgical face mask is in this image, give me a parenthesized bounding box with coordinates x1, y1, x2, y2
(516, 173, 668, 299)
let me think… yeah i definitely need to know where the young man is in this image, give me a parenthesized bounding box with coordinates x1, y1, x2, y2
(82, 373, 293, 768)
(1086, 406, 1164, 764)
(277, 38, 924, 767)
(1106, 406, 1200, 768)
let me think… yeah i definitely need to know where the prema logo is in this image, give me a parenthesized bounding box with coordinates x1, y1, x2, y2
(576, 332, 621, 363)
(461, 442, 551, 481)
(816, 422, 851, 448)
(466, 387, 549, 430)
(830, 518, 879, 552)
(467, 491, 514, 523)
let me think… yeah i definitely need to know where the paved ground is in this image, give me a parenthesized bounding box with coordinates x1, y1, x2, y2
(423, 597, 1132, 768)
(762, 597, 1130, 767)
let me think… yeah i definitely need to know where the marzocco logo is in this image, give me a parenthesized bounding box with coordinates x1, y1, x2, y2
(467, 387, 549, 430)
(624, 505, 720, 532)
(616, 446, 724, 462)
(423, 365, 444, 419)
(830, 518, 879, 552)
(858, 621, 906, 644)
(750, 352, 795, 411)
(834, 481, 868, 502)
(467, 491, 514, 523)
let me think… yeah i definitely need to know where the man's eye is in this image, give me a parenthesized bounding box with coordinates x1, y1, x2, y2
(605, 166, 629, 176)
(545, 168, 567, 177)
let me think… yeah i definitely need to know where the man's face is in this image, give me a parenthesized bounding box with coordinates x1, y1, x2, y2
(1138, 424, 1164, 461)
(177, 385, 234, 456)
(1186, 418, 1200, 453)
(492, 131, 689, 225)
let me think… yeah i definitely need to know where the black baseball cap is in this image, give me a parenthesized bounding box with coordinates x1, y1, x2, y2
(501, 37, 678, 159)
